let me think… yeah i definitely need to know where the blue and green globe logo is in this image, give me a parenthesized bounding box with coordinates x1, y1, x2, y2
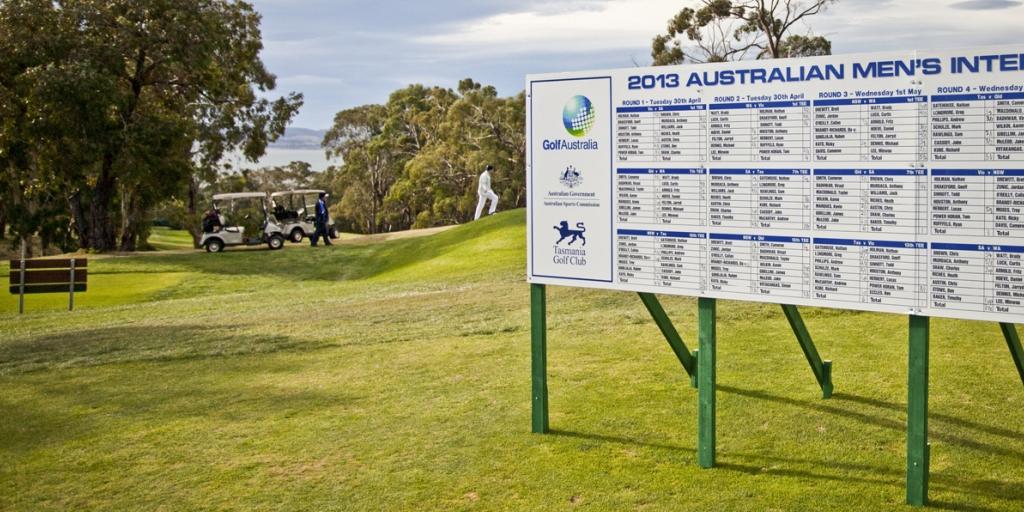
(562, 95, 595, 137)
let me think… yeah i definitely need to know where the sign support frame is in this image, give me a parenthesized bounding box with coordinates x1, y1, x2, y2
(780, 304, 833, 399)
(697, 297, 717, 468)
(531, 283, 549, 434)
(637, 292, 696, 386)
(999, 323, 1024, 387)
(527, 291, 1024, 505)
(907, 314, 930, 507)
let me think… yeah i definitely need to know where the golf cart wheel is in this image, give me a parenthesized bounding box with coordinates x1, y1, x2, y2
(268, 234, 285, 250)
(290, 228, 304, 243)
(205, 238, 224, 253)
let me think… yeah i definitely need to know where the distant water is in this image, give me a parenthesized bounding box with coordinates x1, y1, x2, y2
(260, 147, 334, 171)
(225, 147, 336, 172)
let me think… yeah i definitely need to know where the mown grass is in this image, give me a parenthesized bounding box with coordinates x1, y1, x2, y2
(147, 226, 196, 251)
(1, 209, 1022, 511)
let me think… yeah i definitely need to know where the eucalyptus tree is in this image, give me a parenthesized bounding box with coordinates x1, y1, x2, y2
(1, 0, 301, 251)
(652, 0, 834, 65)
(321, 79, 526, 233)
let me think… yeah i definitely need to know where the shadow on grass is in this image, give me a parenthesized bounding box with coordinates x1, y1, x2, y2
(552, 427, 1021, 508)
(548, 429, 693, 454)
(0, 324, 336, 375)
(719, 385, 1024, 461)
(721, 452, 1023, 507)
(831, 392, 1023, 441)
(0, 378, 361, 459)
(721, 461, 1008, 511)
(718, 385, 1024, 506)
(549, 386, 1023, 508)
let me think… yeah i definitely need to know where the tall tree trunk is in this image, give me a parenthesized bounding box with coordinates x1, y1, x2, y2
(0, 208, 6, 240)
(69, 192, 90, 249)
(187, 177, 201, 248)
(118, 188, 144, 252)
(86, 159, 118, 251)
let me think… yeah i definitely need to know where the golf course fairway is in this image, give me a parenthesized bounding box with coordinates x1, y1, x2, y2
(1, 210, 1022, 510)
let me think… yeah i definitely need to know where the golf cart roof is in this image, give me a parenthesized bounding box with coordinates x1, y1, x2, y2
(270, 189, 325, 197)
(213, 192, 268, 200)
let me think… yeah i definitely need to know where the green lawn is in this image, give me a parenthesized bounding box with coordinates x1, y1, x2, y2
(147, 226, 196, 251)
(1, 209, 1022, 510)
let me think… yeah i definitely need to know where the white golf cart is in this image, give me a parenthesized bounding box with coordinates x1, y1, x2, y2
(200, 192, 287, 253)
(270, 189, 337, 243)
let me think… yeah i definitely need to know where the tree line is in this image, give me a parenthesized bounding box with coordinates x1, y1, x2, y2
(0, 0, 301, 254)
(166, 78, 527, 236)
(318, 79, 525, 234)
(2, 0, 832, 251)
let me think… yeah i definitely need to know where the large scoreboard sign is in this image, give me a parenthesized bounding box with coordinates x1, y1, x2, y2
(526, 47, 1024, 323)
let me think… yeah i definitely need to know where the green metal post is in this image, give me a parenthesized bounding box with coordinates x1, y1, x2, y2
(697, 297, 716, 468)
(637, 292, 696, 379)
(531, 283, 549, 434)
(780, 304, 833, 398)
(907, 315, 929, 506)
(999, 323, 1024, 387)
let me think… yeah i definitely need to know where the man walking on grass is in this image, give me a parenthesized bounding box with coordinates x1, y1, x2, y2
(474, 164, 499, 220)
(310, 191, 333, 247)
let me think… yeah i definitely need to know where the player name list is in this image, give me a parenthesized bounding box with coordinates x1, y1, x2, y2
(611, 94, 1024, 318)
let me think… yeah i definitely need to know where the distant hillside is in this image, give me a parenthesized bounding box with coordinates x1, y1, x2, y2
(269, 127, 327, 150)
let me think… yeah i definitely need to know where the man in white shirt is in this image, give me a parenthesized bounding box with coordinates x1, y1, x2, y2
(474, 164, 499, 220)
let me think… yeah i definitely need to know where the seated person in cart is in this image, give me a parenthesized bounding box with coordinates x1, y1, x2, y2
(202, 208, 223, 233)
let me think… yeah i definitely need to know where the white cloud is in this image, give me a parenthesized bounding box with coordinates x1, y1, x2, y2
(816, 0, 1022, 53)
(415, 0, 682, 57)
(949, 0, 1022, 9)
(252, 0, 1024, 128)
(278, 74, 347, 86)
(415, 0, 1023, 61)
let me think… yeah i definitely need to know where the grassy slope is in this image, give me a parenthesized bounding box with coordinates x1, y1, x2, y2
(1, 209, 1022, 511)
(148, 226, 196, 251)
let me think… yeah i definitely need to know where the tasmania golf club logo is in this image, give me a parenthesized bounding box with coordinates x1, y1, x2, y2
(542, 95, 599, 151)
(552, 220, 587, 266)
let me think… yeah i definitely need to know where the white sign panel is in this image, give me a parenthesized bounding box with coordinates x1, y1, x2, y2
(526, 46, 1024, 323)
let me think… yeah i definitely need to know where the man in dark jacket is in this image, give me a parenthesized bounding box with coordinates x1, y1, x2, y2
(202, 208, 223, 233)
(310, 192, 333, 247)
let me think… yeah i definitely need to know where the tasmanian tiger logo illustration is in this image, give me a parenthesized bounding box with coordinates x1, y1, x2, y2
(554, 221, 586, 246)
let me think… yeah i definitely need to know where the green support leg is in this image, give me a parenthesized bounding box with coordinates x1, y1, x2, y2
(698, 297, 716, 469)
(637, 292, 696, 380)
(907, 315, 930, 507)
(780, 304, 833, 399)
(999, 323, 1024, 388)
(531, 284, 549, 434)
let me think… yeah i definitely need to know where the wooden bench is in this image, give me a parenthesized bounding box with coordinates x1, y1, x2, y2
(8, 258, 88, 313)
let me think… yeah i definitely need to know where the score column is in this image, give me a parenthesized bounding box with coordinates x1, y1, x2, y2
(617, 229, 707, 293)
(927, 168, 1024, 318)
(814, 96, 928, 164)
(617, 104, 707, 163)
(931, 92, 1024, 163)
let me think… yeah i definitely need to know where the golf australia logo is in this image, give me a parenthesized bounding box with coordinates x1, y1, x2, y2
(562, 95, 595, 137)
(559, 165, 582, 189)
(542, 95, 599, 151)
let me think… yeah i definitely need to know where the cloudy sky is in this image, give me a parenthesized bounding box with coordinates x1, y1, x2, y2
(251, 0, 1024, 129)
